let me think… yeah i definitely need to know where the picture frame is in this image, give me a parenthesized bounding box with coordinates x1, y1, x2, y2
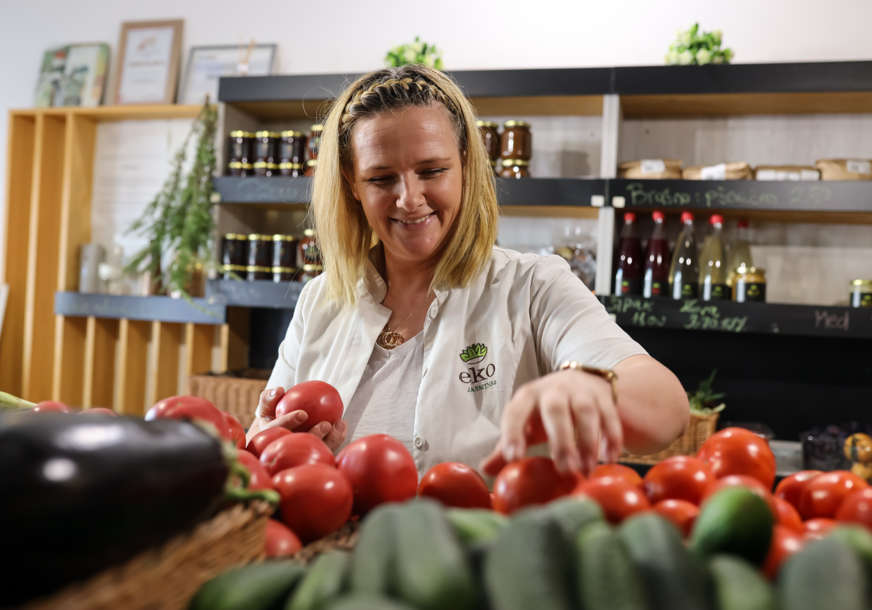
(34, 43, 109, 107)
(113, 19, 184, 105)
(178, 43, 277, 105)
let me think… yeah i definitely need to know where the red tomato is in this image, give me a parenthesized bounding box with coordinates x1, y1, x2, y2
(836, 487, 872, 530)
(272, 464, 353, 542)
(223, 412, 246, 449)
(762, 525, 804, 580)
(418, 462, 492, 509)
(803, 517, 837, 540)
(146, 396, 232, 441)
(772, 496, 803, 533)
(336, 434, 418, 515)
(246, 427, 292, 458)
(275, 381, 343, 432)
(697, 427, 777, 490)
(798, 470, 869, 520)
(33, 401, 71, 413)
(264, 519, 302, 558)
(774, 470, 822, 509)
(652, 499, 699, 537)
(703, 474, 777, 514)
(237, 450, 274, 491)
(591, 463, 643, 488)
(643, 456, 715, 505)
(575, 476, 651, 524)
(79, 407, 117, 416)
(524, 410, 548, 445)
(259, 433, 334, 476)
(492, 456, 577, 515)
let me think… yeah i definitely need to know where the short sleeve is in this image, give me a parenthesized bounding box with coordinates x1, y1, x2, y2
(530, 255, 646, 370)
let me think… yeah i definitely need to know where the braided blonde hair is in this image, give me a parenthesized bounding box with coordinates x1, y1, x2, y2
(312, 65, 498, 304)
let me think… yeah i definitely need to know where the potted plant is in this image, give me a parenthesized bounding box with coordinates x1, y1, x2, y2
(124, 98, 218, 299)
(687, 369, 727, 452)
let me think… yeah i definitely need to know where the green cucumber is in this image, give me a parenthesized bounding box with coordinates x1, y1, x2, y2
(188, 559, 305, 610)
(829, 525, 872, 577)
(483, 512, 576, 610)
(516, 495, 603, 542)
(778, 537, 870, 610)
(690, 487, 774, 565)
(618, 512, 709, 610)
(393, 499, 477, 610)
(324, 595, 416, 610)
(348, 503, 399, 597)
(707, 555, 776, 610)
(444, 508, 508, 546)
(286, 550, 350, 610)
(576, 520, 650, 610)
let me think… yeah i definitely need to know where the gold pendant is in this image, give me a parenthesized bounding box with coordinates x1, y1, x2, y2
(377, 329, 405, 349)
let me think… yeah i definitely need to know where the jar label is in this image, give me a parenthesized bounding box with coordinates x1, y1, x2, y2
(701, 163, 727, 180)
(736, 280, 766, 303)
(847, 160, 872, 175)
(640, 159, 666, 174)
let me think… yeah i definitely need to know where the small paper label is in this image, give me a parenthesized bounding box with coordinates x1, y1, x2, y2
(756, 169, 820, 181)
(640, 159, 666, 174)
(846, 160, 871, 175)
(612, 196, 626, 208)
(800, 169, 820, 181)
(700, 163, 727, 180)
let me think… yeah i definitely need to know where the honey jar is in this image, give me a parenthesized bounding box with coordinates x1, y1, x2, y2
(499, 158, 530, 179)
(280, 130, 307, 165)
(733, 265, 767, 303)
(500, 120, 532, 161)
(476, 120, 501, 168)
(850, 279, 872, 307)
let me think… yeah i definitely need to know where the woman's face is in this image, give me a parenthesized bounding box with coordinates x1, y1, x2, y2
(348, 103, 463, 270)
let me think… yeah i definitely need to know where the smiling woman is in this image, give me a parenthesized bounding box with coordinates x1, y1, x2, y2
(246, 65, 689, 477)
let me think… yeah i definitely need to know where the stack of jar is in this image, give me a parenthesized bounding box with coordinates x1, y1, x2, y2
(219, 229, 322, 283)
(226, 124, 322, 177)
(476, 119, 532, 178)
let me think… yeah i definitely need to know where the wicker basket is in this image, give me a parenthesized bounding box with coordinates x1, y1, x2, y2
(189, 369, 270, 428)
(621, 411, 719, 465)
(27, 501, 273, 610)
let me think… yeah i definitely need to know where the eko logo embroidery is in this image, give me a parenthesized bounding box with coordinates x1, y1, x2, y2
(458, 343, 496, 392)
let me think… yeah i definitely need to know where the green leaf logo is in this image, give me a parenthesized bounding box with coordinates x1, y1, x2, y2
(459, 343, 487, 364)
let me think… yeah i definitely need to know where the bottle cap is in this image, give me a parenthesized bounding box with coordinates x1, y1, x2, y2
(652, 210, 665, 222)
(623, 212, 636, 223)
(738, 219, 749, 229)
(680, 211, 694, 223)
(710, 214, 724, 225)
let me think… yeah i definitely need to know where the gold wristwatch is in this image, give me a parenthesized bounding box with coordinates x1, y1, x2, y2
(559, 361, 618, 404)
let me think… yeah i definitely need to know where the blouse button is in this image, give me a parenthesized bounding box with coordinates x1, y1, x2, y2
(414, 435, 425, 450)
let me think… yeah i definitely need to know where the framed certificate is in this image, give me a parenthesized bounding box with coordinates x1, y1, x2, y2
(113, 19, 183, 105)
(178, 43, 277, 105)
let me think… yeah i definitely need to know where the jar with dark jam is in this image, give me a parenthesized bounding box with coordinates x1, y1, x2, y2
(227, 161, 253, 177)
(733, 265, 767, 303)
(299, 264, 323, 283)
(247, 234, 273, 272)
(279, 162, 304, 177)
(476, 120, 501, 169)
(299, 228, 321, 265)
(272, 266, 297, 282)
(500, 120, 532, 161)
(227, 130, 254, 164)
(850, 279, 872, 307)
(280, 130, 308, 165)
(308, 124, 323, 161)
(304, 159, 317, 176)
(253, 161, 279, 177)
(499, 158, 530, 179)
(221, 233, 248, 268)
(272, 234, 298, 269)
(254, 130, 279, 164)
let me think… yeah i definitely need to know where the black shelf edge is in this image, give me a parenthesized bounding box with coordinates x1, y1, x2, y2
(206, 279, 302, 309)
(609, 179, 872, 213)
(599, 296, 872, 339)
(218, 62, 872, 104)
(213, 176, 311, 205)
(55, 292, 226, 324)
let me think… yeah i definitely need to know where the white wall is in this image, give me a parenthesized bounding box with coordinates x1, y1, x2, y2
(2, 0, 872, 271)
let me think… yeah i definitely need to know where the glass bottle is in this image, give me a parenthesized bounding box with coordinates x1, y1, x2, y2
(726, 219, 753, 289)
(643, 210, 670, 298)
(699, 214, 729, 301)
(668, 211, 699, 299)
(614, 212, 642, 296)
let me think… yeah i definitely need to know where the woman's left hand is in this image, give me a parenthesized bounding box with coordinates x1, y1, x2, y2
(308, 419, 348, 452)
(481, 369, 623, 477)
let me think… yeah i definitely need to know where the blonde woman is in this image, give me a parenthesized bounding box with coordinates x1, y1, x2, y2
(247, 65, 689, 476)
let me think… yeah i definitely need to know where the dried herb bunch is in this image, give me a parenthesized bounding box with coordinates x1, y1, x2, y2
(125, 99, 217, 297)
(688, 369, 727, 415)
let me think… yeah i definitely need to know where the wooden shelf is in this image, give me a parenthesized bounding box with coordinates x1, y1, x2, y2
(10, 104, 204, 121)
(206, 279, 302, 309)
(600, 296, 872, 339)
(55, 292, 226, 324)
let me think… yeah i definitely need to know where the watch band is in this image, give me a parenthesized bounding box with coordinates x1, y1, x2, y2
(559, 361, 618, 404)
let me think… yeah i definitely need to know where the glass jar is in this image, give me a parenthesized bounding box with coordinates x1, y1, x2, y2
(227, 161, 253, 177)
(850, 279, 872, 307)
(299, 228, 321, 265)
(247, 233, 273, 270)
(279, 162, 304, 177)
(272, 234, 298, 269)
(733, 265, 767, 303)
(227, 130, 254, 164)
(299, 263, 323, 283)
(308, 124, 323, 161)
(476, 120, 501, 167)
(254, 130, 279, 164)
(272, 266, 297, 282)
(500, 120, 532, 161)
(221, 233, 249, 268)
(221, 264, 246, 280)
(304, 159, 317, 176)
(279, 130, 308, 165)
(499, 158, 530, 179)
(246, 265, 271, 281)
(253, 161, 279, 177)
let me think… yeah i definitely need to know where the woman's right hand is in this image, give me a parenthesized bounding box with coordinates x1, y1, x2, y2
(245, 386, 310, 444)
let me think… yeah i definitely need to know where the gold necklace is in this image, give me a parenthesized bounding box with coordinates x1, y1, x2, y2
(376, 328, 406, 349)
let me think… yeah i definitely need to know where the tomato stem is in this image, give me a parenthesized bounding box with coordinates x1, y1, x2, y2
(0, 390, 36, 410)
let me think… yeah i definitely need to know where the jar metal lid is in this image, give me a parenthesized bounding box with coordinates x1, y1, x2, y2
(306, 159, 318, 167)
(476, 120, 498, 128)
(303, 228, 316, 237)
(851, 279, 872, 288)
(230, 130, 254, 138)
(223, 232, 248, 240)
(248, 233, 272, 240)
(500, 158, 530, 167)
(272, 234, 297, 241)
(228, 161, 244, 168)
(503, 120, 530, 128)
(279, 162, 304, 169)
(280, 130, 305, 137)
(302, 264, 323, 272)
(245, 265, 272, 272)
(271, 266, 297, 272)
(221, 264, 247, 271)
(253, 161, 278, 168)
(310, 124, 323, 132)
(254, 130, 274, 138)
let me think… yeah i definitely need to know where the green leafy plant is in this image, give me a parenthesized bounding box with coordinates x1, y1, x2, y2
(124, 98, 217, 298)
(688, 369, 727, 415)
(459, 343, 487, 363)
(385, 36, 444, 69)
(665, 23, 733, 65)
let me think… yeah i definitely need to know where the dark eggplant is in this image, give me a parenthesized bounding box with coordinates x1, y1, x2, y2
(0, 411, 231, 606)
